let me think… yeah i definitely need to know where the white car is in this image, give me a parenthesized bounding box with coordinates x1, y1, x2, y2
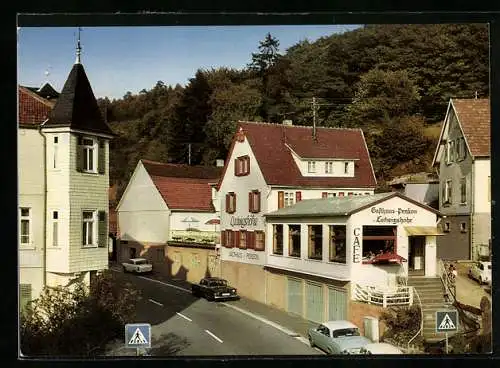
(468, 261, 491, 285)
(359, 342, 403, 355)
(308, 320, 371, 355)
(122, 258, 153, 274)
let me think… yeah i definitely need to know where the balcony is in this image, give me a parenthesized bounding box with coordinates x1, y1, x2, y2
(266, 253, 350, 281)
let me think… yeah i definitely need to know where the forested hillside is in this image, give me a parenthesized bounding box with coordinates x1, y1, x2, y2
(99, 24, 489, 200)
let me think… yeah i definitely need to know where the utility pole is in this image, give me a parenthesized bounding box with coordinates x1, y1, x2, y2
(312, 96, 317, 140)
(188, 143, 191, 165)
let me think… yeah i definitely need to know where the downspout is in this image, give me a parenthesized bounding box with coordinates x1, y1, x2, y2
(38, 122, 48, 288)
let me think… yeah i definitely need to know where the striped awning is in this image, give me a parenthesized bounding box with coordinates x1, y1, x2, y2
(404, 226, 444, 236)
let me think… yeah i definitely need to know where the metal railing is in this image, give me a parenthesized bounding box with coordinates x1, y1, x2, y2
(437, 259, 456, 302)
(407, 287, 424, 350)
(353, 284, 414, 307)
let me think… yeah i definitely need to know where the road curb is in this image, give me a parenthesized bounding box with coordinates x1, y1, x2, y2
(222, 303, 302, 339)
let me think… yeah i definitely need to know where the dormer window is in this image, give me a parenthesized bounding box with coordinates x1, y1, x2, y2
(308, 161, 316, 173)
(344, 162, 349, 174)
(325, 161, 333, 174)
(235, 155, 250, 176)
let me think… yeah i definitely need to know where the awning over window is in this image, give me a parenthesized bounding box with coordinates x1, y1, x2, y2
(404, 226, 444, 236)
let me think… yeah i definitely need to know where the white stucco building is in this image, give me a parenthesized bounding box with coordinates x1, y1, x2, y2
(432, 98, 491, 260)
(18, 47, 114, 310)
(217, 121, 377, 303)
(116, 159, 222, 262)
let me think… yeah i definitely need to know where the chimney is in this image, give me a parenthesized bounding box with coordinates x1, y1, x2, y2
(283, 119, 293, 126)
(216, 159, 225, 167)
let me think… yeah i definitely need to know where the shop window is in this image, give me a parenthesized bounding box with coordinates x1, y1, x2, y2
(234, 155, 250, 176)
(288, 225, 301, 257)
(362, 226, 397, 262)
(460, 222, 467, 233)
(443, 222, 451, 232)
(329, 225, 346, 263)
(308, 225, 323, 260)
(255, 231, 265, 251)
(273, 224, 283, 255)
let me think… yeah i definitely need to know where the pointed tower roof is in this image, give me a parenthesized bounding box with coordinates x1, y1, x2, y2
(43, 30, 114, 137)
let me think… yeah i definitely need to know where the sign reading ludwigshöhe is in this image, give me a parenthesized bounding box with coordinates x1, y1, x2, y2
(230, 215, 258, 228)
(436, 310, 458, 333)
(370, 206, 418, 225)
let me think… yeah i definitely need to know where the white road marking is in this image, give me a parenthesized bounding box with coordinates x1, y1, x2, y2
(137, 276, 191, 293)
(176, 312, 192, 322)
(148, 298, 163, 307)
(205, 329, 223, 343)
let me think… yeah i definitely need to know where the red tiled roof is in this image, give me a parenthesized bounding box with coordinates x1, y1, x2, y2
(141, 160, 222, 212)
(233, 122, 376, 188)
(18, 86, 55, 125)
(452, 99, 490, 157)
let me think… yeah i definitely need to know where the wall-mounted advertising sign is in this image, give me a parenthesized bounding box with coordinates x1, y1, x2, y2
(228, 249, 260, 261)
(370, 206, 418, 225)
(353, 227, 361, 263)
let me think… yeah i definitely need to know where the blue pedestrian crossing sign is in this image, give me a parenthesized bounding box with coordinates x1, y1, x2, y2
(125, 323, 151, 348)
(436, 311, 458, 332)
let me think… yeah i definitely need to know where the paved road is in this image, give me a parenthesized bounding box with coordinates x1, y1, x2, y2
(111, 270, 321, 356)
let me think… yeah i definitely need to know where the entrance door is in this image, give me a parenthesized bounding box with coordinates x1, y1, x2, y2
(306, 281, 324, 323)
(328, 287, 347, 320)
(287, 278, 303, 316)
(409, 236, 425, 274)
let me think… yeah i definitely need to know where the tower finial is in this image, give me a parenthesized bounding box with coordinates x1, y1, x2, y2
(75, 27, 82, 64)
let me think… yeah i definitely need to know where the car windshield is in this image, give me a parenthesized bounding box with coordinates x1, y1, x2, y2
(134, 259, 148, 265)
(332, 328, 360, 338)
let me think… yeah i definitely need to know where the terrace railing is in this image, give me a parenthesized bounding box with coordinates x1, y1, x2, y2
(353, 283, 414, 307)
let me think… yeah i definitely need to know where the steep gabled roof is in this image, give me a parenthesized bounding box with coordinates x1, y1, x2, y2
(452, 98, 490, 158)
(43, 63, 114, 136)
(224, 122, 376, 188)
(18, 86, 55, 125)
(141, 160, 222, 212)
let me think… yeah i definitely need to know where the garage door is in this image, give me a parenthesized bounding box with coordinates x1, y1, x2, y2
(306, 281, 324, 323)
(328, 287, 347, 321)
(287, 278, 303, 316)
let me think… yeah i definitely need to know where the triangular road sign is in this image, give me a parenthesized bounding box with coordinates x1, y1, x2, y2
(438, 313, 456, 330)
(128, 327, 148, 345)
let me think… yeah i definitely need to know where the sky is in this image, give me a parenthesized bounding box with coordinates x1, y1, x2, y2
(17, 25, 361, 100)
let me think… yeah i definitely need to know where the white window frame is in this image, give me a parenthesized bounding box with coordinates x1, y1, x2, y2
(82, 138, 97, 173)
(82, 210, 97, 247)
(308, 161, 316, 173)
(52, 211, 59, 247)
(445, 179, 452, 204)
(19, 207, 32, 247)
(325, 161, 333, 174)
(284, 192, 295, 207)
(344, 161, 349, 174)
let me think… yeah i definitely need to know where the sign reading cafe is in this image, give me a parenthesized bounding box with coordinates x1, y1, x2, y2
(352, 227, 361, 263)
(370, 206, 418, 225)
(230, 215, 258, 228)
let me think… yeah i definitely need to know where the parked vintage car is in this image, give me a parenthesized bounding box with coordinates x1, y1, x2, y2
(308, 320, 371, 355)
(359, 342, 403, 354)
(191, 277, 240, 301)
(122, 258, 153, 274)
(468, 261, 492, 285)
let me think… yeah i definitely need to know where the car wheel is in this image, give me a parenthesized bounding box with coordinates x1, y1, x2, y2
(308, 335, 315, 348)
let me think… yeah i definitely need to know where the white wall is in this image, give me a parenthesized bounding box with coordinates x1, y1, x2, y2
(18, 128, 46, 298)
(219, 135, 268, 265)
(117, 161, 170, 243)
(473, 159, 491, 214)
